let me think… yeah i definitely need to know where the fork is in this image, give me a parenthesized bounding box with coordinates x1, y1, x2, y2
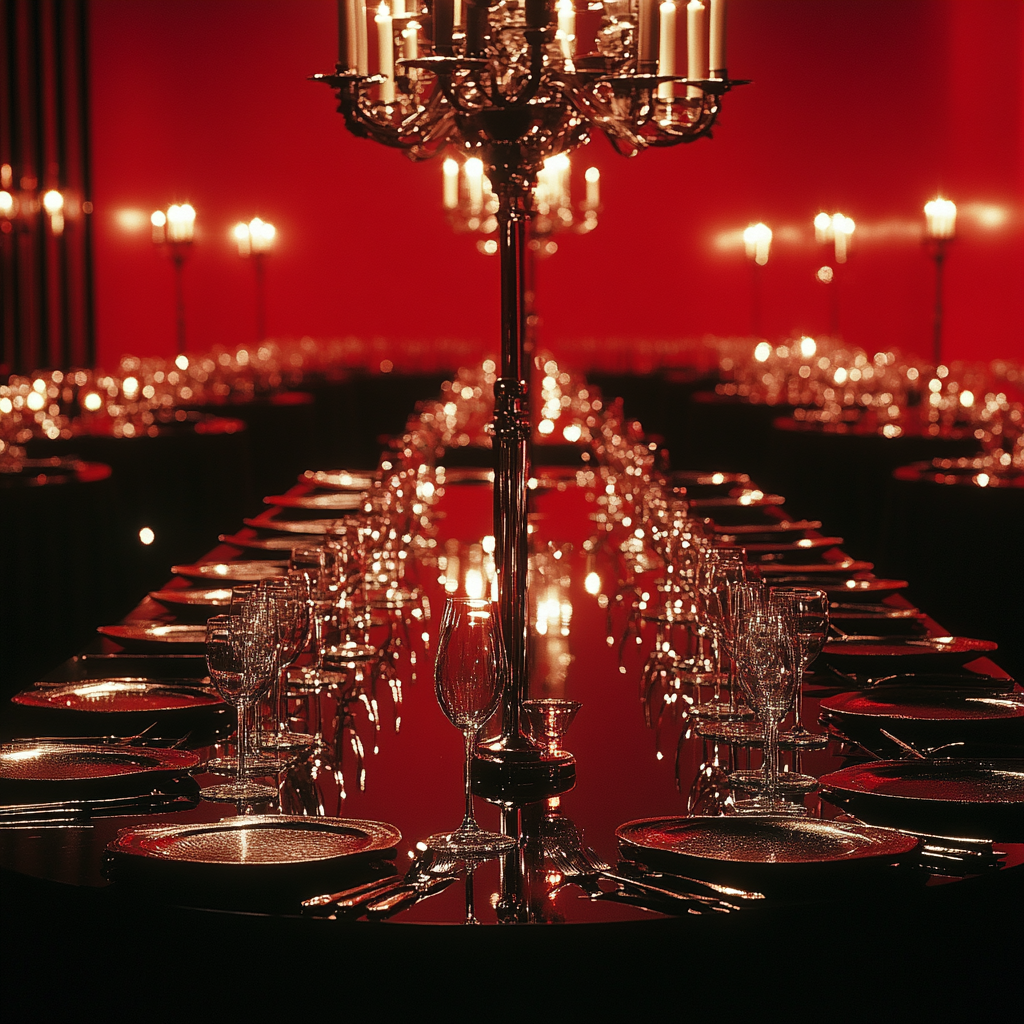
(546, 843, 738, 914)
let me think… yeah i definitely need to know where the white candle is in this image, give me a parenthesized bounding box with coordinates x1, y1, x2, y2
(403, 20, 419, 60)
(443, 158, 460, 209)
(638, 0, 657, 71)
(584, 166, 600, 210)
(356, 1, 369, 75)
(453, 0, 462, 30)
(392, 0, 405, 15)
(376, 3, 395, 104)
(557, 0, 576, 61)
(341, 0, 361, 70)
(709, 0, 726, 74)
(925, 198, 957, 239)
(687, 0, 706, 99)
(657, 1, 676, 101)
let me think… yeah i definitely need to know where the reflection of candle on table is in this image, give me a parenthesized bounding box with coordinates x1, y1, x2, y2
(687, 0, 707, 99)
(584, 166, 600, 210)
(443, 158, 460, 209)
(657, 1, 676, 101)
(709, 0, 726, 74)
(376, 3, 395, 103)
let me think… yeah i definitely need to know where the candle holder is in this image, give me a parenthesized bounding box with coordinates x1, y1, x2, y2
(151, 204, 196, 354)
(234, 218, 276, 341)
(315, 0, 746, 794)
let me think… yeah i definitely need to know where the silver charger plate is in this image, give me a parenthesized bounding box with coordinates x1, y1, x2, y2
(219, 532, 320, 551)
(244, 512, 356, 534)
(616, 816, 918, 867)
(149, 588, 233, 608)
(171, 560, 289, 582)
(263, 492, 365, 511)
(13, 678, 224, 714)
(300, 470, 376, 491)
(98, 622, 210, 645)
(0, 742, 198, 783)
(107, 814, 401, 867)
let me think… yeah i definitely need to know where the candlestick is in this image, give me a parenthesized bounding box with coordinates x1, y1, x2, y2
(658, 1, 677, 102)
(376, 4, 395, 104)
(687, 0, 707, 99)
(709, 0, 726, 74)
(638, 0, 659, 73)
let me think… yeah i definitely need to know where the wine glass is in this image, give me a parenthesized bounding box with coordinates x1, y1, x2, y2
(730, 611, 802, 814)
(261, 576, 313, 752)
(200, 612, 277, 803)
(771, 587, 829, 748)
(522, 699, 582, 756)
(427, 598, 516, 856)
(692, 549, 747, 719)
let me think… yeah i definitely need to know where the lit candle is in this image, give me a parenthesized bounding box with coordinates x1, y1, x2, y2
(925, 198, 957, 239)
(392, 0, 405, 15)
(657, 1, 676, 101)
(687, 0, 707, 99)
(376, 3, 395, 104)
(709, 0, 726, 74)
(637, 0, 658, 72)
(234, 222, 251, 256)
(403, 20, 419, 60)
(584, 166, 600, 210)
(832, 213, 854, 263)
(454, 0, 462, 30)
(557, 0, 575, 62)
(443, 157, 460, 209)
(356, 1, 369, 74)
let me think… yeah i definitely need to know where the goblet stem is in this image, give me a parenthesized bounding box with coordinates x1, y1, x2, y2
(236, 696, 250, 787)
(460, 727, 479, 834)
(710, 637, 723, 701)
(762, 716, 780, 802)
(791, 662, 806, 729)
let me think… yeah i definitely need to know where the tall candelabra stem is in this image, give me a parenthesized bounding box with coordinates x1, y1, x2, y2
(254, 252, 267, 341)
(493, 177, 532, 749)
(172, 250, 187, 354)
(932, 243, 946, 366)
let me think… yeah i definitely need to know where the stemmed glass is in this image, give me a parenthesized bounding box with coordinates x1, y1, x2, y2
(427, 597, 516, 856)
(200, 610, 277, 803)
(692, 549, 748, 719)
(730, 611, 802, 814)
(261, 576, 313, 752)
(771, 587, 829, 748)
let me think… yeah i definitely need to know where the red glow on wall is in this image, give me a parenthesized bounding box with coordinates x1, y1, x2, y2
(88, 0, 1023, 369)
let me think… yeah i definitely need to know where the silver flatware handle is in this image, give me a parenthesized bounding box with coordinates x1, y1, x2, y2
(302, 874, 403, 908)
(366, 875, 456, 914)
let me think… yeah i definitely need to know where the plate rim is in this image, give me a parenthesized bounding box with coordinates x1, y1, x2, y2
(614, 814, 920, 865)
(12, 678, 224, 712)
(0, 741, 199, 781)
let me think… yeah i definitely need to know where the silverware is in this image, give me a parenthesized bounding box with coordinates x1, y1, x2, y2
(301, 873, 403, 909)
(364, 848, 460, 915)
(615, 861, 765, 901)
(0, 789, 195, 826)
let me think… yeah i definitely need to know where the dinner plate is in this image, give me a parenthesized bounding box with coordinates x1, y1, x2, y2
(712, 520, 822, 536)
(820, 759, 1024, 841)
(299, 470, 376, 491)
(12, 678, 224, 714)
(149, 588, 233, 608)
(98, 622, 210, 645)
(615, 816, 918, 893)
(0, 742, 198, 788)
(171, 560, 289, 582)
(760, 558, 873, 575)
(822, 636, 998, 673)
(687, 492, 786, 509)
(105, 814, 403, 910)
(219, 532, 320, 551)
(667, 471, 751, 489)
(865, 672, 1016, 692)
(263, 492, 365, 511)
(773, 577, 909, 601)
(244, 512, 354, 535)
(819, 687, 1024, 755)
(439, 467, 494, 485)
(729, 536, 845, 554)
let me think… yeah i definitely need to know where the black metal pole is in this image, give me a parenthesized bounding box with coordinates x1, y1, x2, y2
(254, 252, 267, 341)
(173, 250, 186, 353)
(493, 177, 530, 747)
(932, 245, 945, 366)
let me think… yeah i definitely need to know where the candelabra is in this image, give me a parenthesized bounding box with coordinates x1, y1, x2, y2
(315, 0, 745, 791)
(151, 203, 196, 354)
(742, 221, 770, 336)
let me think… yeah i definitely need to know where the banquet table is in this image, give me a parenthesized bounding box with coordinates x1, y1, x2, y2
(1, 447, 1022, 1022)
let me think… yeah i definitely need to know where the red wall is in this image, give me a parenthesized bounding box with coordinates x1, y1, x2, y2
(88, 0, 1023, 369)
